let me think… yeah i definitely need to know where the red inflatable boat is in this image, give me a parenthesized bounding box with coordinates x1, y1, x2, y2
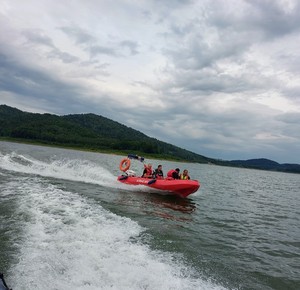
(117, 175, 200, 198)
(117, 154, 200, 198)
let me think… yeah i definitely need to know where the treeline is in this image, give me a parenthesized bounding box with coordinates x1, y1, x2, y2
(229, 158, 300, 174)
(2, 105, 299, 173)
(0, 105, 212, 163)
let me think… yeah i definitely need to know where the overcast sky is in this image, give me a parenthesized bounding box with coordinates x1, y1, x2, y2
(1, 0, 300, 163)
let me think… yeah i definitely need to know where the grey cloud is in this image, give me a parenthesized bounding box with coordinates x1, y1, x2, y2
(47, 48, 79, 63)
(89, 45, 117, 57)
(0, 49, 119, 116)
(150, 0, 194, 11)
(159, 66, 270, 96)
(246, 0, 300, 38)
(125, 94, 295, 161)
(79, 60, 110, 75)
(164, 27, 250, 71)
(89, 41, 139, 58)
(153, 109, 297, 162)
(163, 0, 300, 74)
(282, 86, 300, 102)
(22, 29, 55, 47)
(157, 0, 300, 114)
(208, 0, 300, 39)
(22, 29, 79, 64)
(0, 52, 84, 113)
(59, 26, 95, 45)
(60, 26, 139, 58)
(169, 21, 195, 37)
(276, 112, 300, 125)
(120, 40, 139, 55)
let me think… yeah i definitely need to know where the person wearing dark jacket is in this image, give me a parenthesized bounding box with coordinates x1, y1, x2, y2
(153, 165, 164, 179)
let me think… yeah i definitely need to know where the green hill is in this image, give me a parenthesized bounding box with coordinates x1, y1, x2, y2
(229, 158, 300, 173)
(1, 104, 299, 173)
(0, 104, 212, 163)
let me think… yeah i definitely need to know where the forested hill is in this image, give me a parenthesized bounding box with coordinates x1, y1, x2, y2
(0, 104, 213, 163)
(1, 104, 300, 173)
(229, 158, 300, 173)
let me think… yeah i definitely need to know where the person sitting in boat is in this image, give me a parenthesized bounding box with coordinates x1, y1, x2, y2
(180, 169, 190, 180)
(142, 163, 153, 178)
(153, 164, 164, 179)
(167, 168, 180, 179)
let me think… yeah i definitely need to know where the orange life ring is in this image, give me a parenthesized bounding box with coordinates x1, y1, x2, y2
(119, 158, 131, 172)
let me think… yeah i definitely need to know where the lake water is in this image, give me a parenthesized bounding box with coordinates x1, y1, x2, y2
(0, 141, 299, 290)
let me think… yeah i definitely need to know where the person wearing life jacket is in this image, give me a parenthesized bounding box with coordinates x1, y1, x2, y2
(180, 169, 190, 180)
(167, 168, 180, 179)
(142, 163, 153, 178)
(152, 165, 164, 179)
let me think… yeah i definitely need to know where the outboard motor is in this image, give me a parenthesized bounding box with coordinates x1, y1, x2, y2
(125, 169, 136, 176)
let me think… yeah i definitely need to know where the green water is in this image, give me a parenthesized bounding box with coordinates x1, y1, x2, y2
(0, 141, 299, 290)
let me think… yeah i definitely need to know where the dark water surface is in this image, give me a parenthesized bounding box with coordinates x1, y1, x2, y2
(0, 141, 299, 290)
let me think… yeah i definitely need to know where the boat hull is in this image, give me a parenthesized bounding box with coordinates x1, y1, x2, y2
(117, 176, 200, 198)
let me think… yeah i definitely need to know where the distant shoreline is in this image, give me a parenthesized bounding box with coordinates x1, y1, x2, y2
(0, 138, 188, 163)
(1, 138, 300, 174)
(1, 104, 299, 173)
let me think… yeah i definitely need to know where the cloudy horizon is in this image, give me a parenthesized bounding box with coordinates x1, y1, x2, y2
(1, 0, 300, 163)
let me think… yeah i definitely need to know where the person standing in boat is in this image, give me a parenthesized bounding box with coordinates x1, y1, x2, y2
(142, 163, 153, 178)
(153, 164, 164, 179)
(180, 169, 191, 180)
(167, 168, 180, 179)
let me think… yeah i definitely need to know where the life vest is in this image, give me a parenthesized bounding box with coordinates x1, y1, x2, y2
(167, 169, 176, 178)
(143, 165, 152, 177)
(180, 174, 188, 180)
